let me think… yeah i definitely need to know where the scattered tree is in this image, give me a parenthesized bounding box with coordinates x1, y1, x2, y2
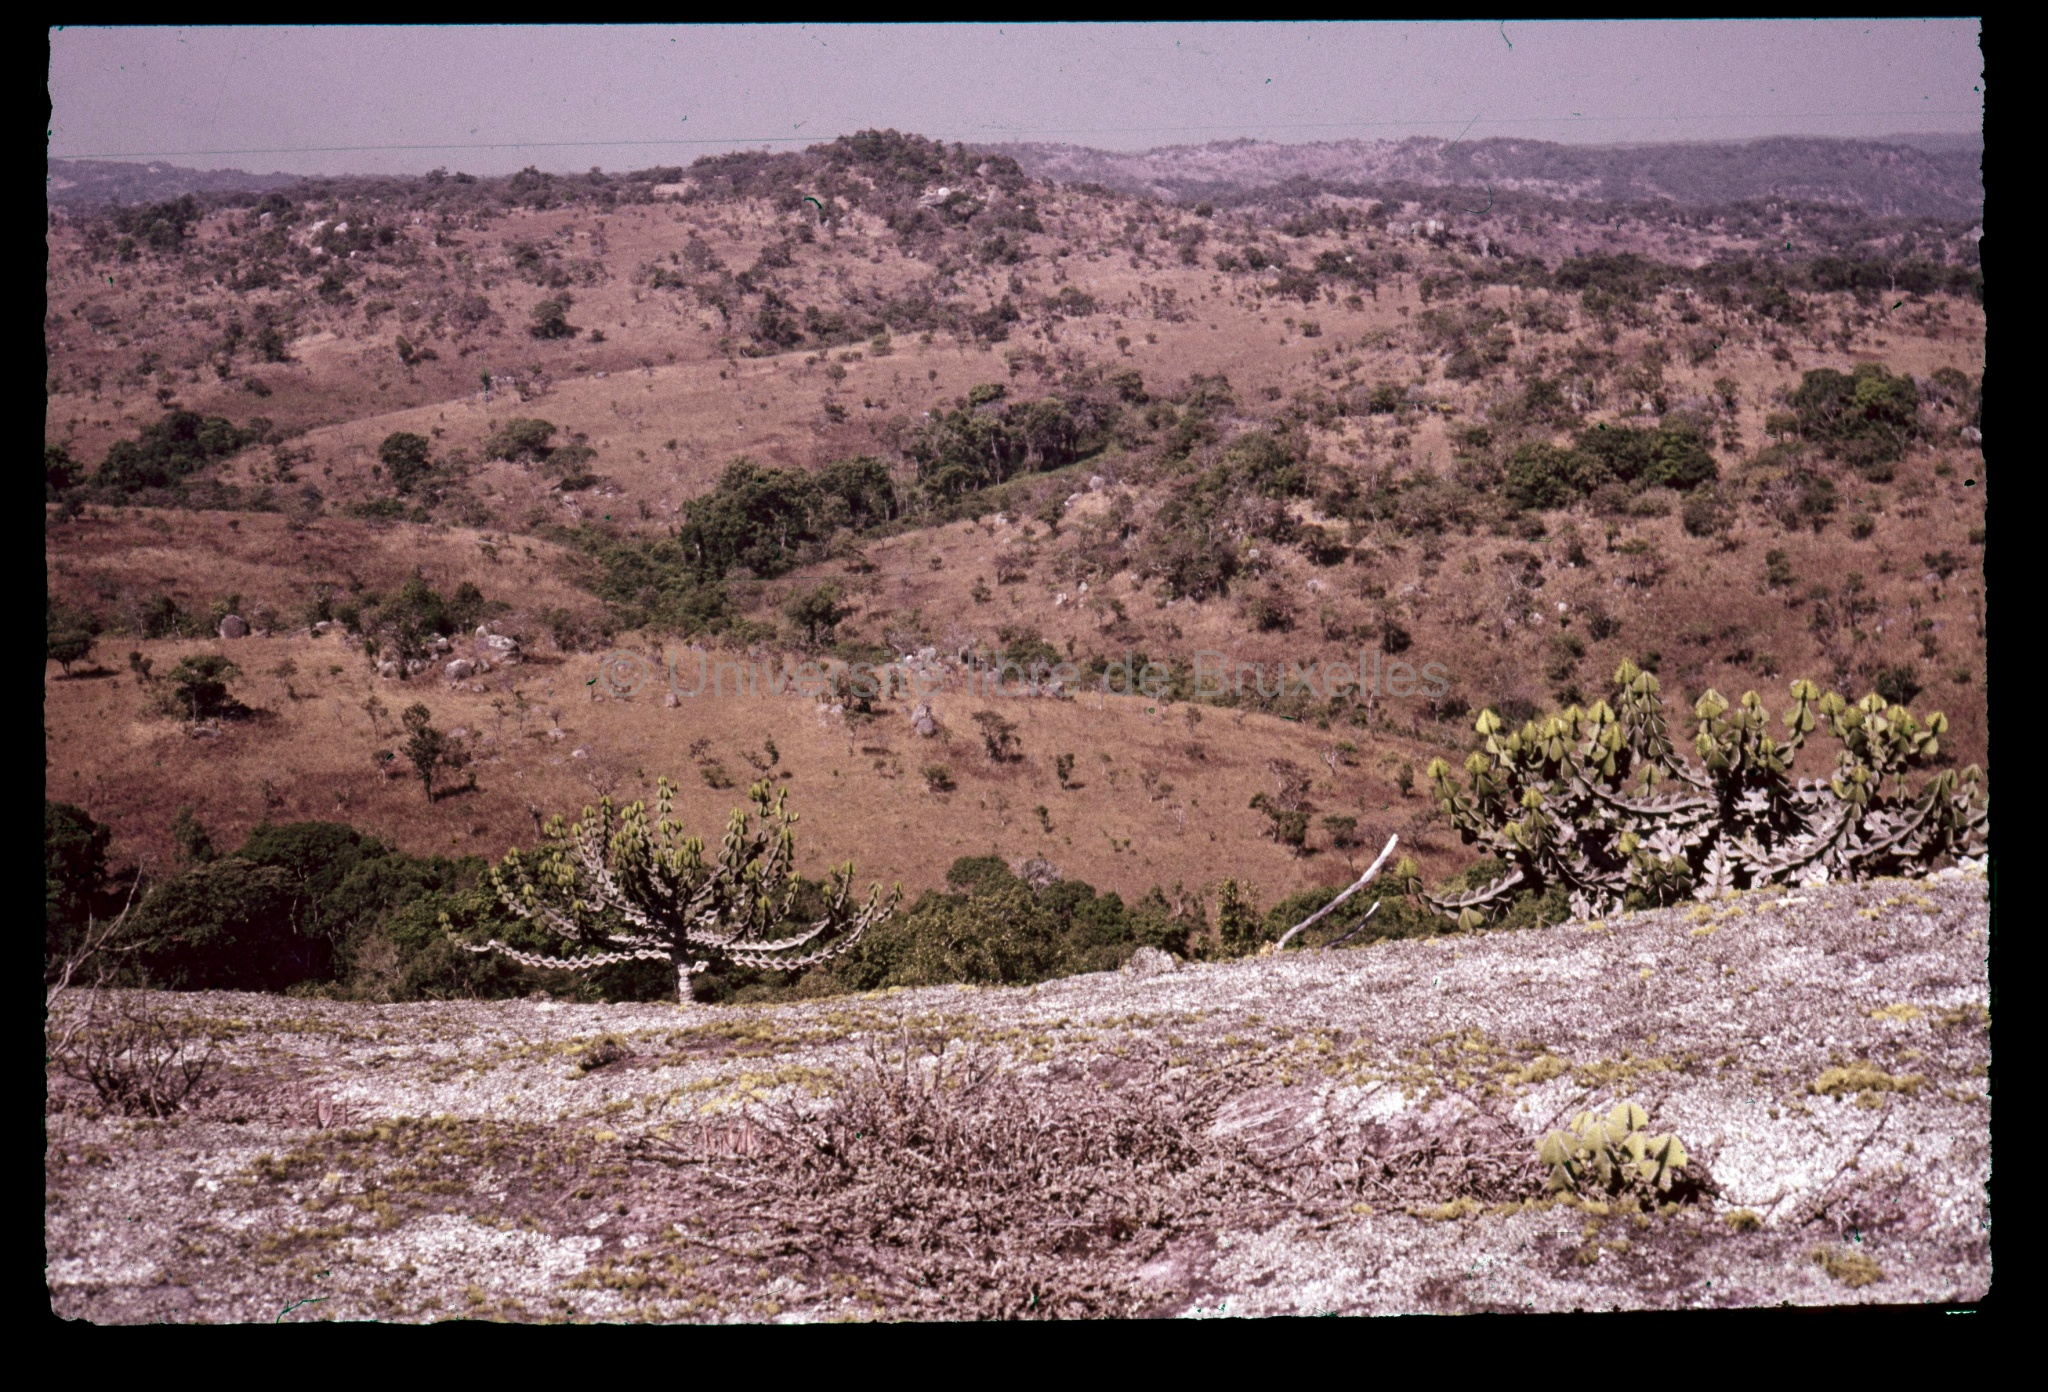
(377, 431, 434, 495)
(973, 711, 1020, 762)
(401, 703, 456, 801)
(162, 654, 241, 721)
(783, 582, 852, 647)
(529, 296, 577, 340)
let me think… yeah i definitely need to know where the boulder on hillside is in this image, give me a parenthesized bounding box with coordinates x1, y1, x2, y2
(1121, 945, 1180, 978)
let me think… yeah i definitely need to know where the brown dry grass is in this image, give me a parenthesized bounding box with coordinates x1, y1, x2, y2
(44, 186, 1987, 903)
(43, 622, 1467, 900)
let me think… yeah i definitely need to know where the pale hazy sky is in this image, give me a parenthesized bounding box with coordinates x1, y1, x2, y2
(48, 22, 1984, 177)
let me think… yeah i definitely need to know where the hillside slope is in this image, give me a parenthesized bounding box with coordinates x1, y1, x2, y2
(985, 135, 1985, 219)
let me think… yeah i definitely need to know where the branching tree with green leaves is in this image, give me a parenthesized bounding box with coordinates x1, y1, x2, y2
(463, 779, 900, 1002)
(783, 582, 851, 647)
(47, 603, 98, 675)
(378, 431, 434, 495)
(1403, 660, 1988, 926)
(400, 703, 461, 801)
(162, 654, 241, 721)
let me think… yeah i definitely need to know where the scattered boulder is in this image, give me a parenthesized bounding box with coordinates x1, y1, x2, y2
(445, 659, 475, 681)
(377, 661, 401, 680)
(1088, 474, 1106, 491)
(664, 691, 680, 709)
(430, 635, 452, 655)
(1121, 946, 1180, 978)
(909, 703, 937, 737)
(1016, 856, 1063, 890)
(404, 659, 428, 677)
(217, 614, 249, 640)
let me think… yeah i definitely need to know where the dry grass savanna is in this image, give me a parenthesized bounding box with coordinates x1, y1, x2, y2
(47, 131, 1988, 1318)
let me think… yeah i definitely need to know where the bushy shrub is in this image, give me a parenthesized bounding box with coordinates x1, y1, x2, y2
(822, 859, 1189, 992)
(96, 409, 260, 494)
(46, 801, 117, 971)
(482, 417, 558, 462)
(1788, 363, 1920, 464)
(377, 432, 434, 495)
(129, 857, 315, 990)
(48, 994, 221, 1118)
(1505, 442, 1600, 511)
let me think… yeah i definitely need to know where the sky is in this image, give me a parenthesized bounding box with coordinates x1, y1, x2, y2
(48, 22, 1985, 177)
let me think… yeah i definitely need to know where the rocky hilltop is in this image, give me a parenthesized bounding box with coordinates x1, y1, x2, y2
(984, 134, 1985, 219)
(46, 870, 1991, 1321)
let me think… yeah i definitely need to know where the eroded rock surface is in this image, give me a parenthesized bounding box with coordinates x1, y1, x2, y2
(45, 873, 1990, 1322)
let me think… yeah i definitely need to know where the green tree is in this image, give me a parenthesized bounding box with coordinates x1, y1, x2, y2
(163, 654, 241, 721)
(402, 704, 449, 801)
(1504, 442, 1599, 511)
(46, 603, 98, 675)
(130, 858, 316, 990)
(377, 431, 434, 495)
(45, 444, 77, 498)
(973, 711, 1020, 762)
(46, 801, 113, 968)
(529, 296, 577, 340)
(171, 807, 217, 865)
(1789, 363, 1921, 463)
(783, 582, 851, 647)
(1214, 878, 1263, 958)
(482, 418, 558, 463)
(95, 409, 257, 494)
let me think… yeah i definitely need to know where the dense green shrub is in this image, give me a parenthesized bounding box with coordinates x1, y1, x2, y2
(1503, 423, 1717, 512)
(1505, 442, 1600, 511)
(904, 385, 1113, 498)
(160, 654, 243, 721)
(46, 801, 117, 971)
(46, 600, 100, 674)
(669, 457, 895, 580)
(96, 410, 262, 494)
(129, 857, 316, 991)
(1787, 363, 1921, 465)
(482, 417, 558, 462)
(377, 432, 434, 494)
(820, 857, 1193, 992)
(342, 571, 493, 663)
